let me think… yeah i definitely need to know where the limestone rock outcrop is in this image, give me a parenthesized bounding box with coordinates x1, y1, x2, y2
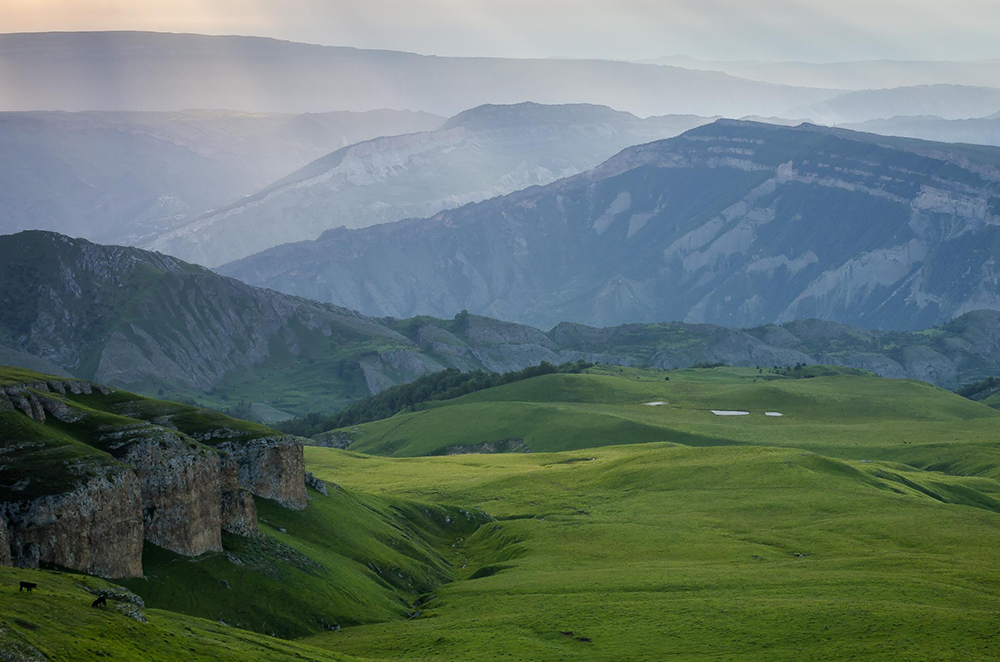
(0, 516, 11, 566)
(218, 437, 307, 510)
(122, 435, 223, 556)
(220, 456, 261, 538)
(1, 376, 308, 579)
(304, 471, 328, 496)
(0, 468, 143, 578)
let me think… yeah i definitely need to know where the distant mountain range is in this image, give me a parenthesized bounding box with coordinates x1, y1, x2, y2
(0, 108, 442, 244)
(3, 232, 1000, 424)
(641, 57, 1000, 91)
(844, 114, 1000, 146)
(790, 85, 1000, 124)
(221, 120, 1000, 332)
(146, 103, 715, 266)
(0, 32, 835, 118)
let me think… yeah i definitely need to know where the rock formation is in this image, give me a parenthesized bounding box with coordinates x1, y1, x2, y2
(0, 516, 11, 566)
(122, 434, 223, 556)
(218, 437, 307, 510)
(220, 456, 261, 538)
(0, 468, 144, 578)
(0, 375, 306, 578)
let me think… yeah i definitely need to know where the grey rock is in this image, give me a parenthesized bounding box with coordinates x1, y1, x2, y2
(0, 516, 10, 566)
(303, 471, 328, 496)
(0, 468, 144, 578)
(218, 437, 307, 510)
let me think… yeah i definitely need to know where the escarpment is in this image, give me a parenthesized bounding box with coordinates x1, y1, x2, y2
(217, 437, 307, 510)
(121, 433, 223, 556)
(0, 370, 305, 578)
(0, 468, 144, 578)
(0, 515, 11, 566)
(219, 456, 261, 538)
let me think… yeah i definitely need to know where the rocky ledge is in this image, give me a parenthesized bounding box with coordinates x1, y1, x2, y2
(0, 375, 305, 577)
(0, 467, 143, 578)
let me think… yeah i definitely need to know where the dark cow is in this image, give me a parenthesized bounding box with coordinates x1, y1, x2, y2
(19, 581, 37, 593)
(92, 595, 108, 608)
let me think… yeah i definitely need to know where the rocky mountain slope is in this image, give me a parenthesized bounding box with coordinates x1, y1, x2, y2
(147, 103, 715, 266)
(222, 120, 1000, 332)
(385, 309, 1000, 391)
(0, 108, 442, 246)
(790, 84, 1000, 124)
(5, 231, 1000, 429)
(0, 32, 836, 118)
(0, 231, 456, 416)
(0, 368, 304, 578)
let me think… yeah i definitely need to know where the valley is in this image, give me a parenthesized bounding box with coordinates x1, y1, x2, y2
(5, 364, 1000, 660)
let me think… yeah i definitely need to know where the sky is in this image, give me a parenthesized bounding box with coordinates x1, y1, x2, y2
(4, 0, 1000, 62)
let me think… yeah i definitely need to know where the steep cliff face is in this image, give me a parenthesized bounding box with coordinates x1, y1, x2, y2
(0, 370, 307, 579)
(0, 468, 143, 578)
(0, 515, 11, 566)
(219, 456, 261, 538)
(122, 435, 223, 556)
(217, 437, 307, 510)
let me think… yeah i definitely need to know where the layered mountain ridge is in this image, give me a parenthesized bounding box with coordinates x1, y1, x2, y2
(0, 108, 443, 246)
(146, 103, 715, 266)
(0, 31, 835, 117)
(222, 119, 1000, 332)
(4, 231, 1000, 426)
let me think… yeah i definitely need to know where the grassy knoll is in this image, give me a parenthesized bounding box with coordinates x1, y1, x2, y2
(303, 443, 1000, 661)
(119, 486, 489, 639)
(326, 366, 1000, 478)
(0, 566, 356, 662)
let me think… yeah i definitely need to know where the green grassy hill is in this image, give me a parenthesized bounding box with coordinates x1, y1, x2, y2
(0, 367, 494, 644)
(302, 440, 1000, 661)
(117, 485, 489, 639)
(324, 366, 1000, 477)
(8, 364, 1000, 659)
(0, 566, 356, 662)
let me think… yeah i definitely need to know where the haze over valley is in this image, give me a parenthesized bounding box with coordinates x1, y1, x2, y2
(3, 6, 1000, 661)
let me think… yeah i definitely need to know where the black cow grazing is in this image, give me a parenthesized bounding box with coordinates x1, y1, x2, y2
(19, 581, 37, 593)
(92, 595, 108, 608)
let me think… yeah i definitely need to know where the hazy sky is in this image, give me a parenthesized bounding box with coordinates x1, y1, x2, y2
(4, 0, 1000, 62)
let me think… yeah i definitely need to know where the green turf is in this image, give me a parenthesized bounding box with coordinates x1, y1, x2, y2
(330, 367, 1000, 476)
(8, 364, 1000, 659)
(118, 486, 490, 639)
(0, 566, 355, 661)
(302, 443, 1000, 661)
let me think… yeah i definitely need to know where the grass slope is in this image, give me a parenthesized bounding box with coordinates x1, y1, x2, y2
(303, 442, 1000, 661)
(119, 486, 489, 639)
(0, 567, 355, 662)
(0, 367, 493, 642)
(327, 366, 1000, 477)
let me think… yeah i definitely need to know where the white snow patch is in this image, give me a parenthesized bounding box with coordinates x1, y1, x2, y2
(765, 412, 784, 417)
(711, 410, 750, 416)
(643, 401, 667, 406)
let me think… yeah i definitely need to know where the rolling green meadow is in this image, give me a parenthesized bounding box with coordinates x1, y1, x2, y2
(4, 365, 1000, 660)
